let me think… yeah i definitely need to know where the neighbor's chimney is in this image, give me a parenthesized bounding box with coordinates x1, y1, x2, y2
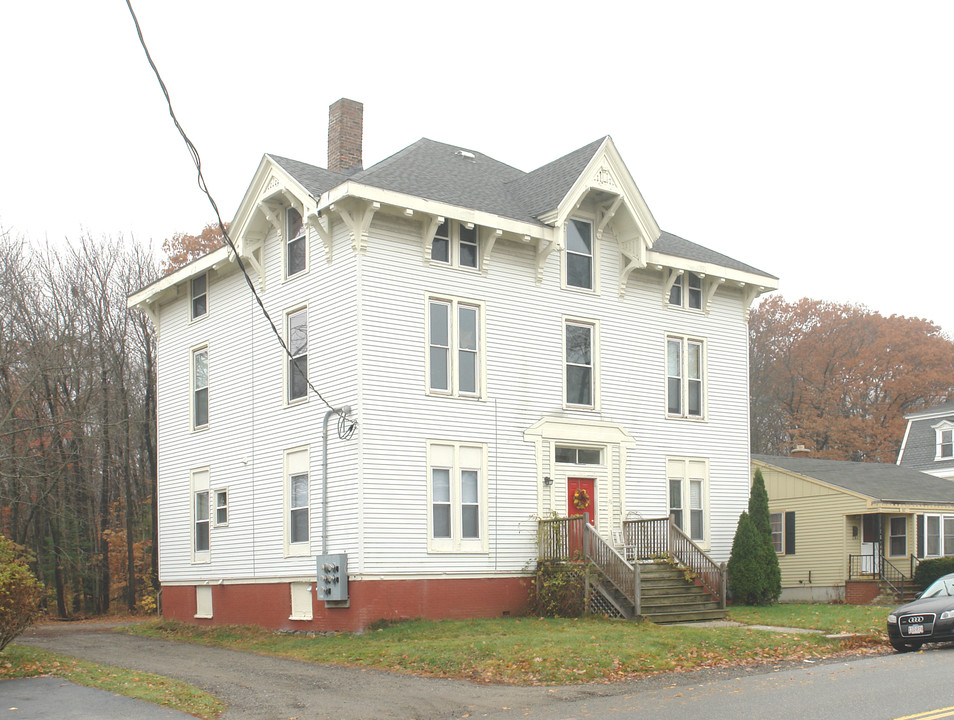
(328, 98, 363, 174)
(791, 444, 811, 457)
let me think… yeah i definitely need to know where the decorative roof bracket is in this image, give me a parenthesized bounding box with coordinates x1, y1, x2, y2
(596, 195, 623, 241)
(480, 227, 502, 274)
(421, 215, 445, 264)
(662, 268, 683, 306)
(742, 283, 765, 321)
(306, 211, 333, 265)
(704, 277, 725, 315)
(333, 200, 379, 254)
(535, 234, 560, 285)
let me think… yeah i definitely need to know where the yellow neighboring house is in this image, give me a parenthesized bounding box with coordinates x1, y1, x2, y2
(752, 455, 954, 603)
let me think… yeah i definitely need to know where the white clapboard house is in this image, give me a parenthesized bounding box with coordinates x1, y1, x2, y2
(129, 99, 777, 630)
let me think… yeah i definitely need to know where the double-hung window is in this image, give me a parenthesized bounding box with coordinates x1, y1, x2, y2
(430, 219, 479, 270)
(286, 308, 308, 403)
(668, 271, 703, 310)
(214, 489, 229, 526)
(285, 207, 307, 278)
(565, 218, 594, 290)
(191, 468, 210, 562)
(427, 441, 487, 552)
(284, 447, 310, 556)
(427, 297, 482, 398)
(889, 517, 906, 557)
(770, 512, 783, 553)
(769, 511, 796, 554)
(667, 458, 708, 545)
(666, 336, 705, 418)
(191, 273, 208, 320)
(192, 346, 209, 430)
(934, 422, 954, 460)
(565, 320, 597, 409)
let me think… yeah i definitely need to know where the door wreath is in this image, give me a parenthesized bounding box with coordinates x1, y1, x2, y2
(572, 488, 591, 510)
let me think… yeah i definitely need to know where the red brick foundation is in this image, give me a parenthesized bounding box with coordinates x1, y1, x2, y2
(161, 576, 530, 632)
(845, 580, 882, 604)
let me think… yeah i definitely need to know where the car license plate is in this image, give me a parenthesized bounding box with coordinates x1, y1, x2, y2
(907, 625, 924, 635)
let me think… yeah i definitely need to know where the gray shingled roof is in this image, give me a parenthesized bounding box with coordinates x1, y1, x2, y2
(271, 137, 776, 280)
(754, 454, 954, 504)
(898, 403, 954, 473)
(906, 401, 954, 420)
(654, 231, 777, 279)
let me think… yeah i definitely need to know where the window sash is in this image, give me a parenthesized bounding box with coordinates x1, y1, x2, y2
(687, 273, 702, 309)
(461, 469, 479, 539)
(215, 490, 228, 526)
(458, 224, 478, 269)
(287, 310, 308, 401)
(689, 478, 703, 541)
(669, 478, 683, 530)
(566, 322, 593, 406)
(193, 348, 208, 429)
(666, 339, 682, 415)
(194, 490, 209, 552)
(940, 429, 953, 459)
(889, 517, 906, 556)
(286, 208, 306, 277)
(429, 299, 480, 397)
(191, 274, 207, 319)
(770, 512, 783, 553)
(928, 515, 941, 556)
(431, 219, 450, 263)
(289, 473, 309, 544)
(431, 468, 452, 538)
(667, 337, 704, 418)
(565, 219, 593, 289)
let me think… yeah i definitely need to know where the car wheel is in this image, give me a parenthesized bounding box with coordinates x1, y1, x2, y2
(891, 639, 923, 653)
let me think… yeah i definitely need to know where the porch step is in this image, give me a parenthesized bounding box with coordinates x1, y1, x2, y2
(642, 608, 729, 623)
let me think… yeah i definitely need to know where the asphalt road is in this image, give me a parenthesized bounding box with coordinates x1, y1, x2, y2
(10, 622, 954, 720)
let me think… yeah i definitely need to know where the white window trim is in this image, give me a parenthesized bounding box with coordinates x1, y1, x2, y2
(284, 446, 311, 557)
(666, 457, 709, 549)
(667, 270, 704, 311)
(429, 219, 481, 271)
(563, 316, 600, 411)
(191, 468, 211, 564)
(190, 343, 209, 432)
(425, 295, 486, 400)
(190, 271, 209, 322)
(561, 216, 599, 294)
(769, 512, 783, 554)
(284, 206, 309, 281)
(665, 334, 707, 420)
(284, 305, 309, 407)
(425, 440, 489, 553)
(213, 488, 229, 527)
(888, 516, 907, 558)
(933, 420, 954, 461)
(924, 514, 954, 558)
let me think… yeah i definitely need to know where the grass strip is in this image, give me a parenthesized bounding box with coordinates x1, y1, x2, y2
(727, 603, 889, 636)
(124, 610, 882, 686)
(0, 643, 224, 718)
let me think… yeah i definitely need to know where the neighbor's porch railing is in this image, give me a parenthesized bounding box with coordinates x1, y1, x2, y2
(623, 516, 726, 608)
(848, 552, 915, 597)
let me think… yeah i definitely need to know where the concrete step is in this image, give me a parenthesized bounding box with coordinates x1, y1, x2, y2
(642, 607, 728, 624)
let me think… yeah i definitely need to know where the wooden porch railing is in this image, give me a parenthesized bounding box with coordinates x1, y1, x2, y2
(583, 523, 639, 615)
(538, 515, 725, 611)
(623, 516, 726, 608)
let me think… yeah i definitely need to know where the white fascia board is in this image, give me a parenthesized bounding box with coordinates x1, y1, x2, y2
(321, 181, 555, 242)
(904, 409, 954, 422)
(897, 420, 914, 464)
(647, 250, 779, 291)
(127, 246, 231, 310)
(523, 416, 636, 446)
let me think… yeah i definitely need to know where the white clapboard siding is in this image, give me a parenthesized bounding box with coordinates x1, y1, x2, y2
(156, 204, 757, 585)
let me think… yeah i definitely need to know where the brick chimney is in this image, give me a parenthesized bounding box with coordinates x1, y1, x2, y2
(328, 98, 363, 174)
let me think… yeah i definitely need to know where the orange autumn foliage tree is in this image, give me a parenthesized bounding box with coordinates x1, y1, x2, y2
(750, 296, 954, 462)
(160, 222, 227, 274)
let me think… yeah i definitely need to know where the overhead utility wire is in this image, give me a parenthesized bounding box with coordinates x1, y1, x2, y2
(124, 0, 355, 439)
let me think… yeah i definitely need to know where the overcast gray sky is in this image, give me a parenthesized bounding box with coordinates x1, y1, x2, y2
(2, 1, 952, 333)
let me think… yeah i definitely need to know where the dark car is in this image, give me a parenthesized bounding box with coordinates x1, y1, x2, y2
(887, 573, 954, 652)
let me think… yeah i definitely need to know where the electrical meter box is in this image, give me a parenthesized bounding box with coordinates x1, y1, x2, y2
(315, 553, 348, 603)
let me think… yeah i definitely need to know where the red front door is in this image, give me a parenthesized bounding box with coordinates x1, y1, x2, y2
(567, 478, 596, 527)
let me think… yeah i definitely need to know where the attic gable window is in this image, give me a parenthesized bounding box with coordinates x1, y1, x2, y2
(565, 219, 594, 290)
(191, 273, 208, 320)
(430, 219, 479, 270)
(285, 207, 307, 278)
(669, 271, 703, 310)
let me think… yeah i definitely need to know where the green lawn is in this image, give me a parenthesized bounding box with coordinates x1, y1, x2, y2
(125, 605, 888, 685)
(0, 643, 224, 718)
(728, 603, 889, 635)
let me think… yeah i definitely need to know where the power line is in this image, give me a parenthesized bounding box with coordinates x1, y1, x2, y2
(124, 0, 355, 439)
